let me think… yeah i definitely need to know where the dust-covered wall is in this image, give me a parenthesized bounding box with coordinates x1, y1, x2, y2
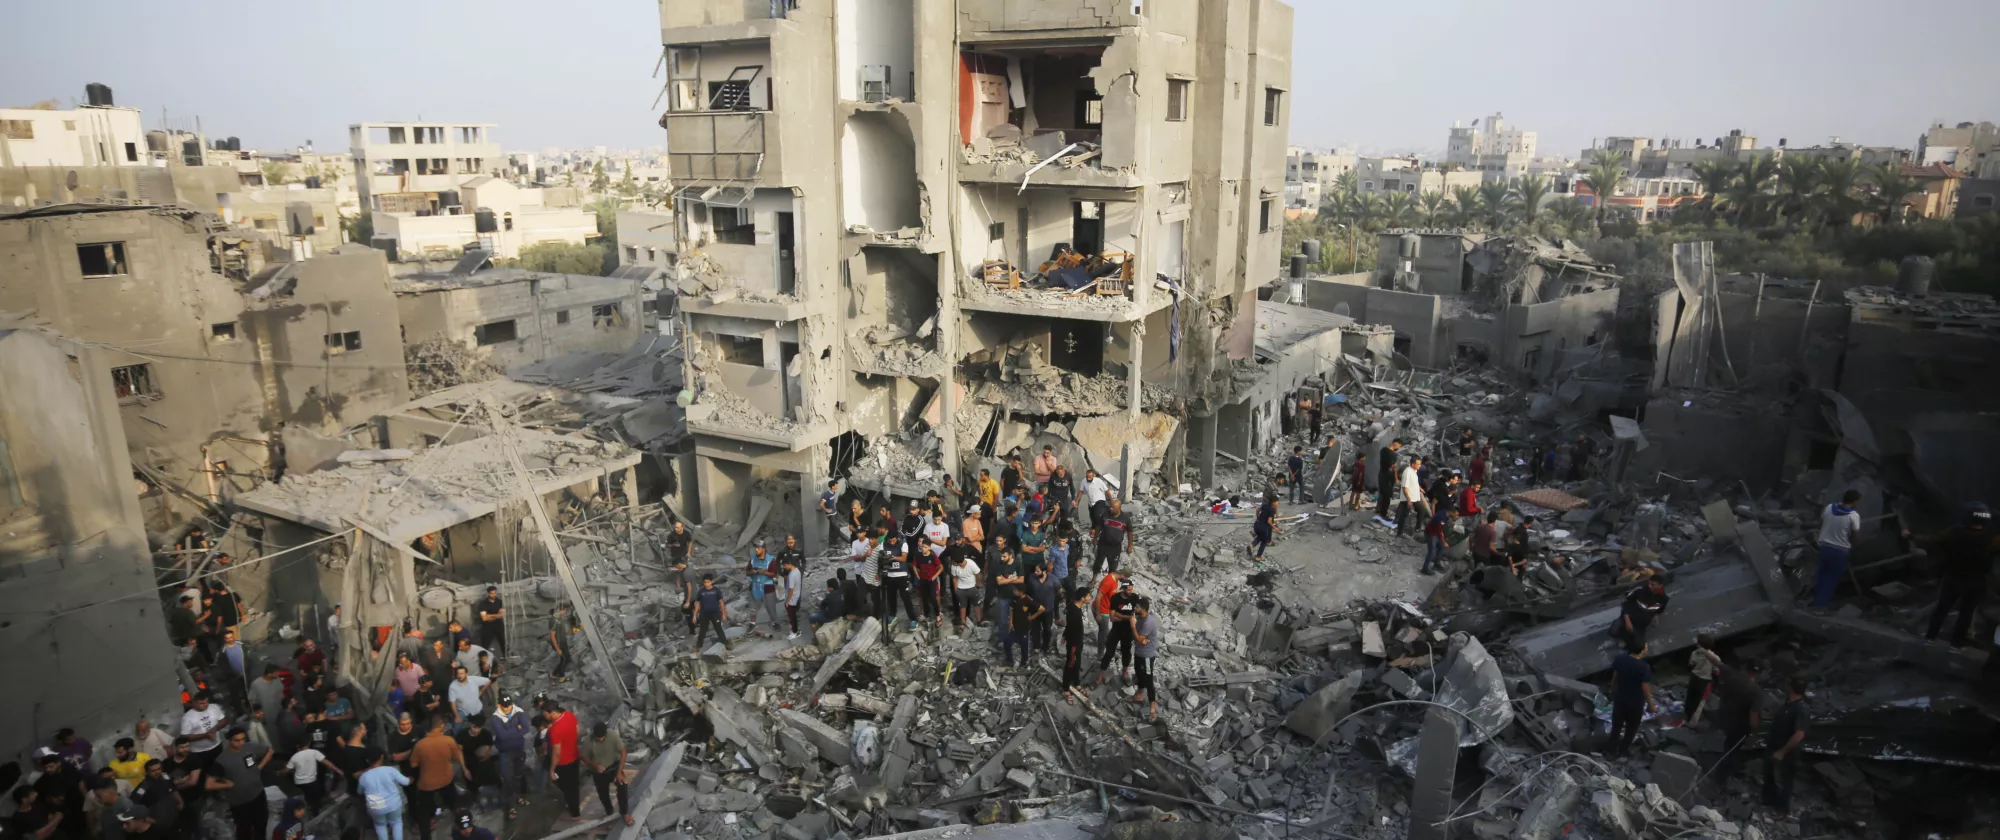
(0, 327, 181, 769)
(396, 272, 644, 369)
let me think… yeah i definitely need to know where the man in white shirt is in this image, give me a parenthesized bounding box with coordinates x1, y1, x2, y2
(179, 693, 228, 758)
(134, 717, 174, 762)
(923, 517, 951, 560)
(286, 744, 342, 811)
(1394, 456, 1429, 537)
(1810, 489, 1864, 613)
(1082, 470, 1111, 530)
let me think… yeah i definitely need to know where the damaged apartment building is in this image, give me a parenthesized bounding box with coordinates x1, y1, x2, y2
(1300, 230, 1622, 379)
(663, 0, 1297, 553)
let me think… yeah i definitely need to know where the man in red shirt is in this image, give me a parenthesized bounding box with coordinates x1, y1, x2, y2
(545, 701, 581, 818)
(1468, 447, 1489, 487)
(1471, 512, 1500, 565)
(1456, 480, 1484, 539)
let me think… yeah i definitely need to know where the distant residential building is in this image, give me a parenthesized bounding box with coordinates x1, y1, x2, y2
(1918, 121, 1999, 177)
(1897, 164, 1963, 220)
(1355, 157, 1480, 196)
(1782, 142, 1909, 167)
(1957, 178, 2000, 218)
(1577, 176, 1700, 223)
(364, 167, 599, 261)
(0, 86, 147, 168)
(393, 257, 645, 370)
(1285, 147, 1355, 187)
(348, 121, 502, 210)
(1447, 113, 1537, 181)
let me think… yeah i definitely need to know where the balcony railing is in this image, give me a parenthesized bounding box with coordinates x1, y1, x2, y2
(664, 111, 769, 182)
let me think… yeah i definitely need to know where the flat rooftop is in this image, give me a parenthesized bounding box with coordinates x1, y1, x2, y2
(235, 430, 641, 541)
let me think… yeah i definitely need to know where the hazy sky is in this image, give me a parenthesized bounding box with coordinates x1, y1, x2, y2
(4, 0, 1998, 157)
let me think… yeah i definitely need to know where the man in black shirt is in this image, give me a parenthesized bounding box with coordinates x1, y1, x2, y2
(1047, 466, 1076, 525)
(1906, 504, 1996, 648)
(411, 675, 448, 732)
(1614, 578, 1670, 645)
(777, 535, 807, 582)
(1286, 446, 1306, 504)
(159, 738, 204, 839)
(1708, 659, 1763, 788)
(130, 760, 180, 830)
(7, 787, 60, 840)
(1061, 590, 1091, 701)
(1094, 499, 1133, 575)
(693, 575, 729, 651)
(30, 750, 82, 840)
(1762, 677, 1809, 816)
(1097, 579, 1139, 684)
(388, 711, 422, 776)
(476, 587, 506, 654)
(1000, 457, 1025, 500)
(167, 593, 200, 649)
(1607, 639, 1655, 756)
(1374, 439, 1403, 521)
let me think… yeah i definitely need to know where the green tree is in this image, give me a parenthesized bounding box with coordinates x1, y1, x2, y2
(1475, 181, 1510, 231)
(260, 161, 293, 186)
(1723, 155, 1779, 227)
(1580, 151, 1630, 231)
(1415, 190, 1448, 228)
(1866, 162, 1919, 225)
(342, 210, 372, 244)
(588, 196, 623, 274)
(1448, 185, 1481, 229)
(1511, 175, 1550, 234)
(1814, 158, 1864, 232)
(519, 241, 611, 275)
(1382, 191, 1416, 228)
(1774, 156, 1824, 229)
(1544, 197, 1591, 239)
(589, 161, 609, 193)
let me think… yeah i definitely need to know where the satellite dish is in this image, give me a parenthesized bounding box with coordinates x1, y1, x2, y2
(65, 170, 79, 191)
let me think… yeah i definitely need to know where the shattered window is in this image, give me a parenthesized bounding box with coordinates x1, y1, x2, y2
(325, 331, 362, 354)
(211, 323, 237, 341)
(1, 120, 35, 140)
(77, 242, 129, 277)
(111, 364, 156, 399)
(592, 303, 624, 328)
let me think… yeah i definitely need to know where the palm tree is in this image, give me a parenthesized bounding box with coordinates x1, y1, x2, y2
(1544, 197, 1592, 239)
(1449, 185, 1482, 229)
(1416, 191, 1448, 228)
(1511, 175, 1551, 234)
(1866, 162, 1919, 225)
(1690, 160, 1737, 215)
(1476, 181, 1511, 231)
(1815, 158, 1864, 232)
(1354, 192, 1388, 232)
(1382, 191, 1417, 229)
(1723, 155, 1779, 227)
(1774, 156, 1823, 229)
(1580, 151, 1630, 231)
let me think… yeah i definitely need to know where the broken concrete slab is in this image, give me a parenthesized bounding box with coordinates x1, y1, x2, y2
(607, 742, 686, 840)
(1431, 634, 1514, 746)
(1701, 500, 1739, 545)
(1650, 751, 1700, 802)
(1361, 622, 1386, 658)
(1407, 707, 1460, 840)
(1778, 612, 1988, 680)
(704, 685, 769, 765)
(1512, 557, 1779, 678)
(1736, 521, 1792, 609)
(1284, 670, 1364, 744)
(949, 716, 1042, 799)
(809, 616, 881, 697)
(1514, 770, 1580, 840)
(775, 708, 853, 766)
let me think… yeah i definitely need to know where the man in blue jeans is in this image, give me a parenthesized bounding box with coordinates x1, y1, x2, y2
(1286, 446, 1306, 504)
(1811, 490, 1862, 612)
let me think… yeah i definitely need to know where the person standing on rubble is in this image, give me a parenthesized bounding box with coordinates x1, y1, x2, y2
(1095, 499, 1134, 575)
(692, 575, 730, 651)
(1346, 452, 1369, 511)
(1048, 465, 1077, 526)
(1761, 677, 1809, 817)
(856, 526, 887, 619)
(1569, 434, 1596, 481)
(1457, 428, 1477, 469)
(1713, 660, 1778, 792)
(1287, 446, 1307, 504)
(1028, 561, 1060, 654)
(545, 701, 581, 820)
(1308, 398, 1324, 446)
(1421, 503, 1450, 576)
(978, 470, 1002, 534)
(1083, 469, 1111, 533)
(1001, 457, 1026, 502)
(1374, 440, 1403, 524)
(745, 541, 783, 637)
(1810, 489, 1866, 615)
(1394, 456, 1428, 537)
(1469, 445, 1490, 489)
(948, 538, 984, 629)
(580, 723, 630, 826)
(782, 554, 806, 639)
(1004, 585, 1043, 668)
(1614, 577, 1670, 646)
(1471, 512, 1501, 566)
(1062, 590, 1091, 702)
(1048, 532, 1073, 606)
(819, 480, 843, 545)
(1903, 502, 1996, 648)
(488, 695, 530, 821)
(961, 503, 986, 550)
(1097, 578, 1139, 685)
(880, 531, 919, 630)
(1607, 639, 1657, 757)
(475, 587, 505, 656)
(988, 549, 1025, 636)
(1456, 479, 1484, 539)
(1131, 597, 1160, 722)
(1251, 492, 1279, 561)
(915, 525, 947, 629)
(1034, 445, 1058, 486)
(1017, 513, 1049, 572)
(547, 606, 579, 684)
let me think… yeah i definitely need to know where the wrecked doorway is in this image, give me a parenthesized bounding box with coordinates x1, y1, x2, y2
(1050, 319, 1106, 375)
(841, 112, 922, 233)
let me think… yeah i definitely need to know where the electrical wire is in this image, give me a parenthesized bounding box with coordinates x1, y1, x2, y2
(11, 529, 349, 620)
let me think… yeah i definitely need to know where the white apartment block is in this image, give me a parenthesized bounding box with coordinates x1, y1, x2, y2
(0, 100, 148, 168)
(1447, 113, 1538, 182)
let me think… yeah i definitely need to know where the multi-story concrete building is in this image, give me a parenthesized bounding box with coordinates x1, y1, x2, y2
(351, 122, 602, 260)
(1354, 156, 1481, 196)
(1447, 113, 1537, 181)
(394, 260, 648, 370)
(0, 205, 412, 527)
(1918, 120, 1999, 177)
(0, 86, 149, 169)
(660, 0, 1292, 555)
(349, 122, 501, 209)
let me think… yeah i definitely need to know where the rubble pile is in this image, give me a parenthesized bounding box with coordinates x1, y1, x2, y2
(405, 336, 502, 397)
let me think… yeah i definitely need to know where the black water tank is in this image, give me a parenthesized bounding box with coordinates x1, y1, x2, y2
(226, 137, 241, 151)
(1290, 254, 1307, 279)
(1301, 238, 1321, 263)
(474, 208, 498, 233)
(85, 83, 113, 106)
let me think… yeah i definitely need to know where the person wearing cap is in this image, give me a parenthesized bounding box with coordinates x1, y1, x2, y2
(357, 751, 410, 840)
(544, 700, 581, 819)
(408, 718, 464, 840)
(450, 812, 494, 840)
(879, 527, 918, 630)
(1903, 502, 1998, 648)
(178, 693, 228, 765)
(579, 723, 631, 825)
(488, 695, 532, 819)
(960, 503, 986, 550)
(31, 748, 84, 840)
(205, 727, 270, 840)
(745, 541, 783, 637)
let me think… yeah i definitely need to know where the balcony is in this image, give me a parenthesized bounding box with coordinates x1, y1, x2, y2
(664, 110, 776, 183)
(661, 0, 793, 42)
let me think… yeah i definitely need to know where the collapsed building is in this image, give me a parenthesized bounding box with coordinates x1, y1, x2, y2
(661, 0, 1296, 557)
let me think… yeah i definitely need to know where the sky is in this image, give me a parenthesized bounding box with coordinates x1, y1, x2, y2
(4, 0, 1998, 157)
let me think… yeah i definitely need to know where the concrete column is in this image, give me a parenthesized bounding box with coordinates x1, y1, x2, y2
(1126, 320, 1144, 420)
(800, 444, 830, 560)
(1189, 412, 1218, 488)
(936, 254, 959, 478)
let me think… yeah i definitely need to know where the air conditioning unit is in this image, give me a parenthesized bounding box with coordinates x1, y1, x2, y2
(861, 65, 891, 103)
